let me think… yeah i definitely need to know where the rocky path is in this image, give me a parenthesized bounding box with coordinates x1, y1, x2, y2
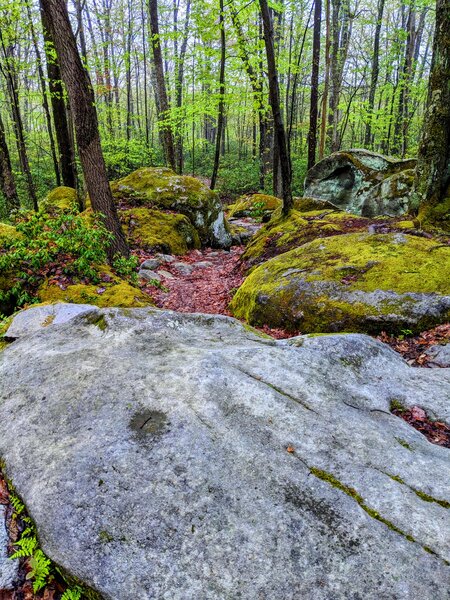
(137, 247, 245, 316)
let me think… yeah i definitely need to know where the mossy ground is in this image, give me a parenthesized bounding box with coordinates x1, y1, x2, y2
(231, 232, 450, 333)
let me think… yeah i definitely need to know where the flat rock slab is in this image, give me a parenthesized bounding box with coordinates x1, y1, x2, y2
(1, 307, 450, 599)
(5, 303, 98, 340)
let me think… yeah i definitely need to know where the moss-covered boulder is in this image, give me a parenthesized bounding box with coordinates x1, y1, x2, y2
(120, 208, 200, 255)
(40, 186, 79, 212)
(231, 232, 450, 334)
(227, 194, 282, 218)
(304, 150, 416, 216)
(110, 167, 232, 248)
(38, 279, 152, 308)
(0, 223, 23, 248)
(242, 208, 369, 268)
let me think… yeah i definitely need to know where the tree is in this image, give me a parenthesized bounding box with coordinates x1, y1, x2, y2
(41, 6, 78, 191)
(412, 0, 450, 227)
(364, 0, 385, 147)
(148, 0, 177, 171)
(259, 0, 293, 214)
(210, 0, 226, 190)
(307, 0, 322, 169)
(0, 112, 19, 214)
(39, 0, 129, 258)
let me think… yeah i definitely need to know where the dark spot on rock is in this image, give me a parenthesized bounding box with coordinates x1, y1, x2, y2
(130, 409, 168, 437)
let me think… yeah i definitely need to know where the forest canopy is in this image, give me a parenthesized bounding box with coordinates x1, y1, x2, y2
(0, 0, 439, 212)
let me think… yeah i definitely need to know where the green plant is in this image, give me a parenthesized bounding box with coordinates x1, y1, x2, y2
(61, 586, 83, 600)
(250, 201, 266, 219)
(112, 254, 139, 281)
(0, 209, 113, 310)
(27, 549, 52, 592)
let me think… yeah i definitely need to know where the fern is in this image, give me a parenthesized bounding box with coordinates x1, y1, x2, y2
(9, 493, 25, 516)
(61, 586, 83, 600)
(26, 549, 51, 592)
(10, 534, 37, 558)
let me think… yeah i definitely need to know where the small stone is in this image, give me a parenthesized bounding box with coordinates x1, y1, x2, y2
(158, 269, 175, 280)
(155, 253, 175, 263)
(173, 263, 194, 276)
(138, 269, 162, 282)
(194, 261, 213, 269)
(140, 258, 161, 270)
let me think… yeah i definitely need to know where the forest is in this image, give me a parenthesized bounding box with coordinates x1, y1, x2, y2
(0, 0, 449, 598)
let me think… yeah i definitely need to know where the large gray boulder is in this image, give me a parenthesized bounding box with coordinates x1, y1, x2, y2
(304, 149, 416, 216)
(1, 307, 450, 599)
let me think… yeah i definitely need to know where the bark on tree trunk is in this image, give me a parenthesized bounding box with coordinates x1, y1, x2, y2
(41, 7, 78, 191)
(148, 0, 177, 171)
(308, 0, 322, 169)
(364, 0, 385, 148)
(40, 0, 129, 258)
(210, 0, 226, 190)
(412, 0, 450, 226)
(259, 0, 293, 213)
(0, 113, 20, 214)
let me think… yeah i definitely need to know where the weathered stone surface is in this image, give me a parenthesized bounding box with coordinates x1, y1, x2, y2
(425, 343, 450, 368)
(1, 307, 450, 599)
(5, 303, 98, 340)
(231, 232, 450, 334)
(0, 506, 18, 591)
(111, 168, 232, 248)
(304, 149, 416, 216)
(138, 269, 162, 282)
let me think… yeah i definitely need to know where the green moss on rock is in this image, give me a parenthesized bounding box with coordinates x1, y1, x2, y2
(242, 209, 367, 268)
(38, 280, 153, 308)
(110, 167, 231, 247)
(40, 187, 79, 212)
(227, 194, 282, 218)
(0, 223, 23, 247)
(120, 207, 200, 255)
(231, 232, 450, 334)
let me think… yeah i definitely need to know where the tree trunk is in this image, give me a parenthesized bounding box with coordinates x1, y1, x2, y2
(39, 0, 129, 258)
(412, 0, 450, 226)
(308, 0, 322, 169)
(210, 0, 226, 190)
(41, 7, 78, 191)
(0, 113, 20, 214)
(364, 0, 385, 148)
(259, 0, 292, 213)
(27, 1, 61, 187)
(0, 31, 38, 211)
(148, 0, 177, 171)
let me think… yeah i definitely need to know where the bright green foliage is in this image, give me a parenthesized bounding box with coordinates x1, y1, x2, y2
(27, 550, 52, 592)
(61, 587, 83, 600)
(0, 209, 113, 309)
